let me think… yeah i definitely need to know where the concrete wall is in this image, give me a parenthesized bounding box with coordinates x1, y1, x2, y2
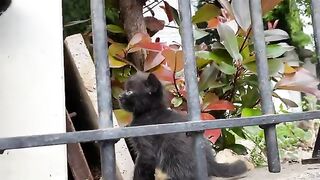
(0, 0, 67, 179)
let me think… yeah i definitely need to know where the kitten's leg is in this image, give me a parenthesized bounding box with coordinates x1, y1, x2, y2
(133, 155, 155, 180)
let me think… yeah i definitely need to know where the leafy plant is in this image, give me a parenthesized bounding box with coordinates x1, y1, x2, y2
(64, 0, 319, 166)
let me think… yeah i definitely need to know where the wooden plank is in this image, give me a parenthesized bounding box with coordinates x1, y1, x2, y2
(64, 34, 134, 180)
(66, 111, 94, 180)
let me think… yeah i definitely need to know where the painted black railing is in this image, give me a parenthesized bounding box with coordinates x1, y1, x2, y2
(1, 0, 320, 179)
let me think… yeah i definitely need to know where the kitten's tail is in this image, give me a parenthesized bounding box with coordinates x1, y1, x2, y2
(207, 158, 249, 177)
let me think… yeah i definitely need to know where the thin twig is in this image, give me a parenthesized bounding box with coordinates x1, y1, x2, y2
(239, 27, 252, 52)
(143, 0, 164, 14)
(173, 55, 184, 98)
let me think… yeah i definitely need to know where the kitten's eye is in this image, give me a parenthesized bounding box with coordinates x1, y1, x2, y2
(125, 91, 133, 96)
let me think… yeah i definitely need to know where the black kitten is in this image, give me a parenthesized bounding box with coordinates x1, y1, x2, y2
(0, 0, 11, 16)
(119, 72, 248, 180)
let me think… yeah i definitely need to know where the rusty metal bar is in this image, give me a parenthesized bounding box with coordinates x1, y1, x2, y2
(90, 0, 116, 179)
(249, 0, 281, 173)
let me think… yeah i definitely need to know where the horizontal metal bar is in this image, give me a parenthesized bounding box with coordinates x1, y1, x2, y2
(0, 111, 320, 151)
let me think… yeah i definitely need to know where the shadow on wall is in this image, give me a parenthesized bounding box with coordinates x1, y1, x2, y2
(0, 0, 11, 16)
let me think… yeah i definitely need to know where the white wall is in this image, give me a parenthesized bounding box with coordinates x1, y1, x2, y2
(0, 0, 67, 179)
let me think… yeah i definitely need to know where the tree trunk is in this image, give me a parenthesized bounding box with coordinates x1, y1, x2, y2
(119, 0, 147, 71)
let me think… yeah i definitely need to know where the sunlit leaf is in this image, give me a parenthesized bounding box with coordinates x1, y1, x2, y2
(275, 67, 320, 99)
(107, 24, 125, 34)
(194, 28, 209, 40)
(171, 97, 183, 107)
(243, 59, 283, 76)
(241, 108, 262, 117)
(284, 63, 297, 74)
(108, 43, 128, 68)
(192, 4, 221, 24)
(231, 0, 251, 31)
(217, 23, 242, 61)
(265, 29, 289, 42)
(144, 52, 165, 71)
(266, 43, 295, 58)
(195, 50, 236, 75)
(114, 109, 133, 127)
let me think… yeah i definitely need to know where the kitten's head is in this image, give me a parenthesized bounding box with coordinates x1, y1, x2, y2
(118, 72, 165, 114)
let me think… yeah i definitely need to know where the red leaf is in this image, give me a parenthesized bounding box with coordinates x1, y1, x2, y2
(136, 42, 167, 52)
(144, 51, 165, 71)
(207, 17, 220, 28)
(201, 113, 221, 144)
(152, 64, 174, 83)
(204, 100, 235, 111)
(161, 1, 174, 22)
(275, 67, 320, 99)
(163, 49, 184, 72)
(145, 16, 165, 32)
(127, 32, 151, 47)
(205, 129, 222, 144)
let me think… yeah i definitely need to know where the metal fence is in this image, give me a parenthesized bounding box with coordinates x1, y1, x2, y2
(1, 0, 320, 179)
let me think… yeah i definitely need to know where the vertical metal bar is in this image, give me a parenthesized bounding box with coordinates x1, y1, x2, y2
(90, 0, 116, 179)
(311, 0, 320, 158)
(249, 0, 281, 173)
(178, 0, 208, 179)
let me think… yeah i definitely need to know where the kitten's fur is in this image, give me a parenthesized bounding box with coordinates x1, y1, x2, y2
(0, 0, 11, 16)
(119, 72, 248, 180)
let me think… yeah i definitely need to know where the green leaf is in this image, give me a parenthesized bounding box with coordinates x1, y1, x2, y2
(230, 127, 246, 139)
(171, 97, 183, 107)
(194, 28, 209, 40)
(113, 109, 132, 127)
(107, 24, 125, 34)
(243, 59, 283, 76)
(198, 64, 219, 91)
(227, 144, 248, 155)
(266, 43, 295, 59)
(265, 29, 290, 42)
(192, 4, 221, 24)
(195, 50, 236, 75)
(241, 87, 260, 108)
(217, 23, 243, 61)
(241, 108, 262, 117)
(222, 129, 235, 146)
(111, 86, 124, 99)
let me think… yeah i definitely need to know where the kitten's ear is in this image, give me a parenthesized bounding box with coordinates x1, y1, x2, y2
(146, 73, 162, 93)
